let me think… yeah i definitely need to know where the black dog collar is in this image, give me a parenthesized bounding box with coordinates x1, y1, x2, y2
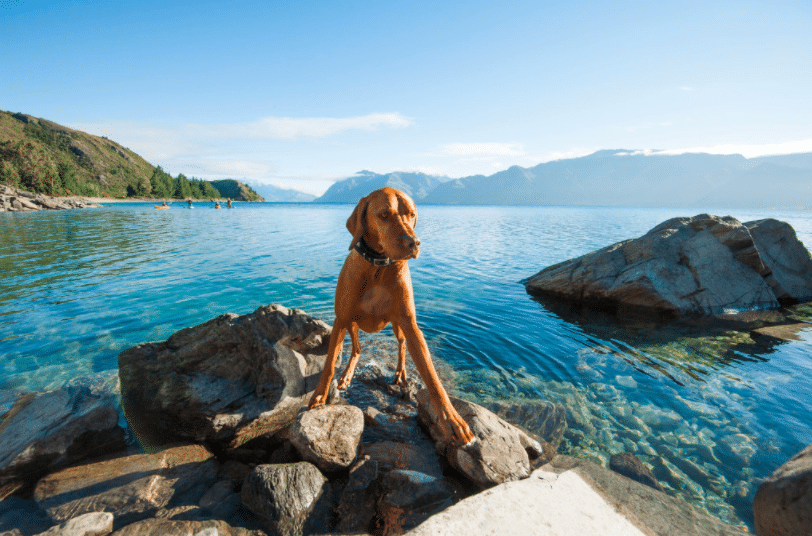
(354, 238, 392, 266)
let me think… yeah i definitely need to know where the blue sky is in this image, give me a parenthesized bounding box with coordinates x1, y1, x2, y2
(2, 0, 811, 195)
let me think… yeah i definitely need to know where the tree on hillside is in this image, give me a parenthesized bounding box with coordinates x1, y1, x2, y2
(149, 166, 174, 198)
(0, 139, 60, 194)
(173, 173, 192, 199)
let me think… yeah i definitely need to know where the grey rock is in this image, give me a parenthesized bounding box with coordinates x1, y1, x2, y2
(118, 304, 332, 449)
(415, 389, 542, 488)
(336, 456, 379, 534)
(35, 512, 114, 536)
(485, 399, 567, 449)
(241, 462, 331, 535)
(609, 452, 664, 492)
(108, 518, 263, 536)
(289, 405, 364, 472)
(747, 218, 812, 303)
(198, 480, 241, 520)
(33, 444, 218, 529)
(525, 214, 812, 316)
(0, 382, 126, 489)
(750, 323, 812, 343)
(753, 444, 812, 536)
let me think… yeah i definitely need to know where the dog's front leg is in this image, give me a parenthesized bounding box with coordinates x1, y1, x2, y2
(400, 320, 475, 446)
(309, 325, 347, 408)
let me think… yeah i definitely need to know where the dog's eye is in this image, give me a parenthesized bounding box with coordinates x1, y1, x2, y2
(379, 212, 388, 220)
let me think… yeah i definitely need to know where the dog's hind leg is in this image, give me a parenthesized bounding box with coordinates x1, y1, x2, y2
(391, 322, 408, 386)
(337, 323, 362, 389)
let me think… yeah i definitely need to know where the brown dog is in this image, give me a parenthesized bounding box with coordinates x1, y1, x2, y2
(308, 187, 475, 446)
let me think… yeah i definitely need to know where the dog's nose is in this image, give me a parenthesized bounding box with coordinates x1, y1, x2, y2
(405, 235, 420, 250)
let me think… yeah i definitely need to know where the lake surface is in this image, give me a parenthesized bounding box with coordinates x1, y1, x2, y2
(3, 201, 812, 530)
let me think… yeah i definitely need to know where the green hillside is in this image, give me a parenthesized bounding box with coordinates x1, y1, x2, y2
(210, 179, 264, 202)
(0, 110, 263, 201)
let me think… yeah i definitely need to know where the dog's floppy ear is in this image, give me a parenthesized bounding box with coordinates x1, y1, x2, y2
(346, 195, 368, 250)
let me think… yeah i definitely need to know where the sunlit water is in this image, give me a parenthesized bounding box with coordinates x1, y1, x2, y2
(3, 202, 812, 530)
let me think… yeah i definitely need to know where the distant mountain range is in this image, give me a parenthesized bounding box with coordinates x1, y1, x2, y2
(243, 180, 316, 202)
(315, 150, 812, 209)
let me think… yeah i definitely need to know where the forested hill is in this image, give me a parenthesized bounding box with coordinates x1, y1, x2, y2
(0, 110, 263, 201)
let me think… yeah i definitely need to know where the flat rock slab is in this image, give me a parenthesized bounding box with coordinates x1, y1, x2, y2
(289, 405, 364, 472)
(406, 456, 747, 536)
(525, 214, 812, 316)
(416, 389, 542, 488)
(33, 444, 218, 529)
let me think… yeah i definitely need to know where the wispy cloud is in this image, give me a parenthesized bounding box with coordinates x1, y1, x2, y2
(440, 142, 525, 157)
(680, 86, 695, 91)
(187, 113, 413, 140)
(617, 139, 812, 158)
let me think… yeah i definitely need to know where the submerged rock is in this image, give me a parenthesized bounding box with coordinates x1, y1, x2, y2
(0, 382, 126, 491)
(753, 444, 812, 536)
(524, 214, 812, 316)
(609, 452, 664, 492)
(118, 304, 332, 449)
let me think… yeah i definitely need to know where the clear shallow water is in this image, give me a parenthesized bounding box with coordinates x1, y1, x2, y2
(2, 202, 812, 530)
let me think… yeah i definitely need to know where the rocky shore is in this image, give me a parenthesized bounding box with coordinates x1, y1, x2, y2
(0, 304, 806, 535)
(0, 185, 101, 212)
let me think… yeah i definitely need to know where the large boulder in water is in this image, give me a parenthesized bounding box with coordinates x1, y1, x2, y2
(118, 304, 332, 449)
(524, 214, 812, 316)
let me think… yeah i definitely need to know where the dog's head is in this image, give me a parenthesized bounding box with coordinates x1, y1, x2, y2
(347, 187, 420, 261)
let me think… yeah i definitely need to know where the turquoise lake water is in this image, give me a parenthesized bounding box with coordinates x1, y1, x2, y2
(2, 202, 812, 530)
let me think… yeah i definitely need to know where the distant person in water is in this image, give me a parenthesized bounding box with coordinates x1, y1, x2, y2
(214, 201, 221, 209)
(161, 201, 167, 207)
(227, 199, 232, 208)
(187, 199, 192, 207)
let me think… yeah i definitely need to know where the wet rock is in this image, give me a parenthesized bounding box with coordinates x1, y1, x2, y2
(108, 518, 263, 536)
(336, 456, 379, 534)
(288, 405, 364, 472)
(753, 444, 812, 536)
(36, 512, 113, 536)
(750, 322, 812, 343)
(363, 441, 444, 478)
(241, 462, 332, 535)
(33, 444, 218, 529)
(118, 304, 332, 449)
(378, 469, 456, 532)
(524, 214, 812, 316)
(485, 399, 567, 448)
(609, 452, 664, 492)
(416, 390, 542, 488)
(0, 382, 126, 491)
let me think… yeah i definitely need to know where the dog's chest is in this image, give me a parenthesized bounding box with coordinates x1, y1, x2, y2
(359, 285, 392, 317)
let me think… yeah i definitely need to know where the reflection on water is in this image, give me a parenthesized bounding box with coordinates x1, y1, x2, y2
(2, 203, 812, 531)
